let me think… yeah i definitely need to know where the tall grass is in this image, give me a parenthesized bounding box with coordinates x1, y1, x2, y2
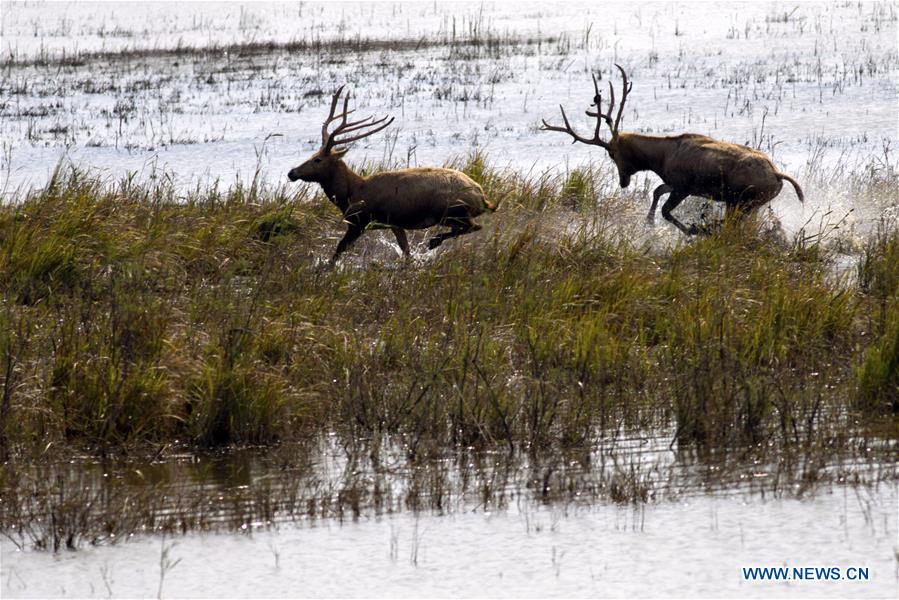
(0, 160, 895, 462)
(856, 223, 899, 416)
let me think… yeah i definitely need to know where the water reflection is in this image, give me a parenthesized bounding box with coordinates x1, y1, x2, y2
(3, 482, 896, 598)
(1, 428, 894, 552)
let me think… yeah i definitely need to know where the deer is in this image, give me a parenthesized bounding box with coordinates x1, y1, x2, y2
(541, 65, 804, 235)
(287, 86, 495, 262)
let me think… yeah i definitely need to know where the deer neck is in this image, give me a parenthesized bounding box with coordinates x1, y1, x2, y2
(320, 160, 366, 214)
(618, 134, 674, 178)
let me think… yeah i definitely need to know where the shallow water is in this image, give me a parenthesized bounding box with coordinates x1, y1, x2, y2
(1, 430, 897, 598)
(1, 3, 897, 596)
(1, 1, 895, 250)
(2, 2, 896, 205)
(3, 482, 896, 598)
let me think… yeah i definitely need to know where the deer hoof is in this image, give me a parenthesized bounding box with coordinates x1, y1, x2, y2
(687, 223, 715, 236)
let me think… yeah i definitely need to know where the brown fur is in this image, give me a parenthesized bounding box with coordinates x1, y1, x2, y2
(288, 88, 494, 262)
(542, 67, 804, 235)
(611, 133, 804, 233)
(288, 151, 493, 261)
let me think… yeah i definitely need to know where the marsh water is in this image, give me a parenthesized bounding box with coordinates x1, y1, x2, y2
(1, 1, 898, 597)
(2, 432, 897, 598)
(3, 1, 897, 241)
(3, 487, 897, 598)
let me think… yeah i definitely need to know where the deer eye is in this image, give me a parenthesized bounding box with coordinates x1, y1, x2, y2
(314, 158, 322, 163)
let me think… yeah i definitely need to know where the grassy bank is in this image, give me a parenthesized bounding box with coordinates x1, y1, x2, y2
(0, 159, 895, 462)
(0, 159, 897, 549)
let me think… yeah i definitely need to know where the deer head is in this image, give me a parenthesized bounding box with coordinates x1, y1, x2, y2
(541, 64, 634, 187)
(287, 86, 394, 184)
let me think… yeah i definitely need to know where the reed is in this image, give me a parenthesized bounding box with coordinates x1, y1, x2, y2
(0, 159, 894, 461)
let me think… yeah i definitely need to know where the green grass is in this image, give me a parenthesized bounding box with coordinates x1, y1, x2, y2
(856, 223, 899, 415)
(0, 160, 895, 462)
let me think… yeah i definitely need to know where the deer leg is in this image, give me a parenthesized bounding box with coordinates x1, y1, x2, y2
(648, 184, 672, 224)
(391, 227, 411, 257)
(427, 230, 453, 250)
(660, 191, 699, 235)
(331, 224, 364, 263)
(427, 220, 480, 250)
(426, 230, 443, 250)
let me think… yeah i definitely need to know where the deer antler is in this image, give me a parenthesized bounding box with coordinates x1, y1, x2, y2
(321, 86, 394, 153)
(542, 64, 632, 146)
(540, 76, 611, 149)
(586, 73, 614, 132)
(612, 64, 632, 134)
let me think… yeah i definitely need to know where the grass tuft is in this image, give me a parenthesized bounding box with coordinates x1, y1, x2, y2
(0, 162, 893, 459)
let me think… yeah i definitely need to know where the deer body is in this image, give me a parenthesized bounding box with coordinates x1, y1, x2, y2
(542, 67, 804, 235)
(614, 133, 804, 233)
(288, 87, 494, 261)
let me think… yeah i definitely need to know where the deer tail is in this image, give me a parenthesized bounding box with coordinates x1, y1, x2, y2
(483, 188, 514, 212)
(777, 172, 804, 203)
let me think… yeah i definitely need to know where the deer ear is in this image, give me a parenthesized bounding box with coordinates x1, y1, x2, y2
(332, 147, 349, 158)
